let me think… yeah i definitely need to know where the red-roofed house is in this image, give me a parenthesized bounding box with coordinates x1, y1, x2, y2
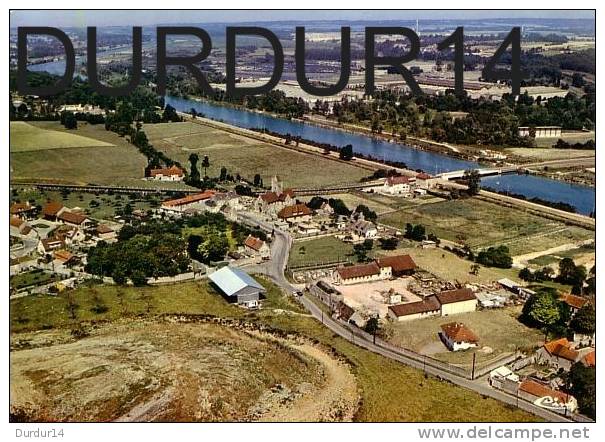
(160, 191, 217, 214)
(149, 165, 185, 181)
(440, 322, 479, 351)
(244, 235, 270, 259)
(560, 293, 589, 315)
(42, 201, 65, 221)
(10, 201, 37, 220)
(383, 175, 413, 195)
(255, 189, 296, 215)
(415, 172, 437, 190)
(536, 338, 582, 371)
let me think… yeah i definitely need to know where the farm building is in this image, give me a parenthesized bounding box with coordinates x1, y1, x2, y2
(57, 210, 90, 227)
(160, 191, 217, 214)
(277, 203, 312, 223)
(440, 322, 479, 351)
(387, 295, 441, 322)
(42, 201, 65, 221)
(436, 288, 477, 316)
(208, 266, 265, 309)
(535, 337, 591, 372)
(334, 254, 417, 285)
(518, 379, 577, 413)
(518, 126, 561, 138)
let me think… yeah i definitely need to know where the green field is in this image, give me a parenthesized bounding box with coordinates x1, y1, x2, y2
(143, 121, 370, 188)
(10, 279, 538, 422)
(388, 307, 544, 367)
(10, 121, 114, 152)
(378, 198, 594, 255)
(289, 236, 358, 268)
(10, 121, 192, 189)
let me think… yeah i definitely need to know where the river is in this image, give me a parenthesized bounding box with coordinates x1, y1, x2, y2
(164, 95, 595, 215)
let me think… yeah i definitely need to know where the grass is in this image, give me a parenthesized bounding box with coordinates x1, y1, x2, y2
(10, 278, 539, 421)
(144, 121, 370, 188)
(10, 121, 114, 152)
(388, 307, 544, 367)
(378, 198, 594, 255)
(10, 270, 56, 291)
(10, 121, 192, 189)
(288, 236, 357, 268)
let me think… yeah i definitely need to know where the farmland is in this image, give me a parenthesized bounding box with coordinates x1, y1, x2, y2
(378, 198, 594, 255)
(10, 279, 538, 422)
(143, 121, 370, 188)
(10, 121, 191, 189)
(289, 236, 357, 268)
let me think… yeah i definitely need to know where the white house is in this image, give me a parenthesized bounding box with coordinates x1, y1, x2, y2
(348, 218, 378, 240)
(440, 322, 479, 351)
(383, 175, 413, 195)
(244, 235, 270, 259)
(149, 165, 185, 181)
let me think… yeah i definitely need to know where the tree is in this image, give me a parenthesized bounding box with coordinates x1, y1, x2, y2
(188, 153, 200, 183)
(476, 245, 512, 269)
(470, 263, 480, 275)
(463, 169, 481, 195)
(379, 237, 399, 250)
(566, 363, 595, 419)
(201, 155, 210, 178)
(339, 144, 354, 160)
(521, 289, 561, 339)
(404, 223, 426, 241)
(569, 304, 595, 336)
(557, 258, 586, 288)
(364, 317, 380, 336)
(61, 111, 78, 129)
(219, 166, 227, 181)
(253, 174, 262, 187)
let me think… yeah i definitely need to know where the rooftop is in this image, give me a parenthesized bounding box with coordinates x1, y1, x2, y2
(208, 266, 265, 297)
(440, 322, 479, 343)
(388, 296, 441, 317)
(436, 288, 476, 305)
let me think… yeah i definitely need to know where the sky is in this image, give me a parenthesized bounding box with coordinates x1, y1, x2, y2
(10, 10, 595, 27)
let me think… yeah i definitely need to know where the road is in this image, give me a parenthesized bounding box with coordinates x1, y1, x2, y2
(236, 215, 578, 423)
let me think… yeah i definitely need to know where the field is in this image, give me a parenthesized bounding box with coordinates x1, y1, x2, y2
(387, 307, 544, 367)
(395, 247, 521, 285)
(10, 279, 539, 422)
(10, 121, 192, 189)
(143, 121, 370, 188)
(506, 147, 595, 160)
(10, 121, 114, 152)
(378, 198, 594, 255)
(288, 236, 357, 268)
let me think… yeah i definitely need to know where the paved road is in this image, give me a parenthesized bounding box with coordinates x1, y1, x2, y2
(236, 216, 578, 423)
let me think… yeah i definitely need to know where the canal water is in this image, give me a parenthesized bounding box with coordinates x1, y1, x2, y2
(164, 95, 596, 215)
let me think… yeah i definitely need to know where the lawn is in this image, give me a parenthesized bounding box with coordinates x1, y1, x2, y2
(10, 121, 193, 189)
(10, 121, 114, 152)
(378, 198, 594, 255)
(144, 120, 370, 188)
(387, 306, 544, 368)
(10, 270, 56, 291)
(288, 236, 357, 268)
(10, 279, 539, 422)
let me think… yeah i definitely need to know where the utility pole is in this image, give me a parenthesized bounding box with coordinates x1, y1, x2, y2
(471, 353, 477, 380)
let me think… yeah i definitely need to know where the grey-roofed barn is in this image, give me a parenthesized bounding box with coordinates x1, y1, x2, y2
(208, 266, 265, 309)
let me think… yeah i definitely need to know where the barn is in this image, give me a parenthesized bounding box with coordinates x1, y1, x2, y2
(208, 266, 266, 309)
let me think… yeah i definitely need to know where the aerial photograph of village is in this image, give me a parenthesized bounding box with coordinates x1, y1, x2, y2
(8, 9, 596, 424)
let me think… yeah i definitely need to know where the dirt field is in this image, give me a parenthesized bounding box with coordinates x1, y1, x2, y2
(10, 319, 358, 422)
(143, 121, 370, 188)
(387, 307, 544, 367)
(336, 278, 420, 318)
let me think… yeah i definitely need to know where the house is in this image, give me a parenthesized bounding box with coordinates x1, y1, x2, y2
(244, 235, 270, 259)
(38, 237, 65, 254)
(581, 350, 595, 368)
(52, 224, 85, 244)
(208, 266, 265, 309)
(349, 218, 378, 239)
(10, 216, 33, 237)
(335, 301, 355, 322)
(388, 296, 441, 321)
(518, 126, 562, 138)
(415, 172, 436, 190)
(376, 254, 417, 276)
(440, 322, 479, 351)
(536, 338, 583, 371)
(53, 249, 77, 266)
(518, 379, 577, 413)
(57, 210, 89, 227)
(383, 175, 413, 195)
(560, 293, 589, 315)
(277, 204, 312, 223)
(255, 189, 296, 215)
(10, 201, 37, 220)
(96, 224, 117, 241)
(42, 201, 65, 221)
(160, 191, 216, 214)
(436, 288, 477, 316)
(149, 165, 184, 181)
